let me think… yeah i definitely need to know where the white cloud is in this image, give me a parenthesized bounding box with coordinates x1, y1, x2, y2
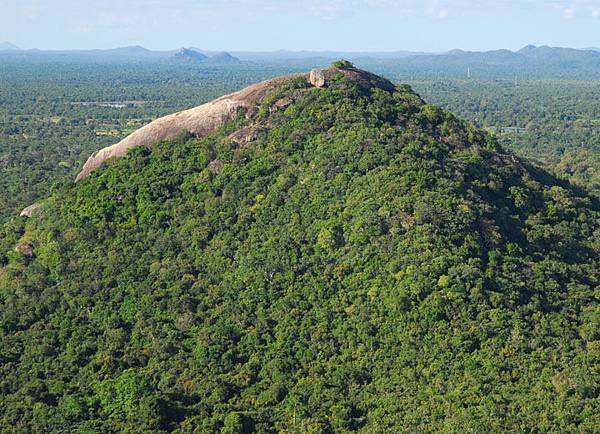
(547, 0, 600, 19)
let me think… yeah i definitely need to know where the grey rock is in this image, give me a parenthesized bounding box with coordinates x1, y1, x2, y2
(20, 202, 42, 218)
(310, 69, 326, 88)
(207, 159, 225, 174)
(15, 242, 34, 257)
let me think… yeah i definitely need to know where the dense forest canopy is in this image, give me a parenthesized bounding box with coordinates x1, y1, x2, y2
(412, 79, 600, 195)
(0, 66, 598, 432)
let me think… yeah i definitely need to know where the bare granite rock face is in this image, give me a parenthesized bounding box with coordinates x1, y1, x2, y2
(309, 69, 326, 87)
(75, 73, 308, 181)
(20, 202, 42, 218)
(75, 67, 396, 181)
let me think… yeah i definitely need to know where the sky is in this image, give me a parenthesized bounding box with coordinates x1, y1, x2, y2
(1, 0, 599, 52)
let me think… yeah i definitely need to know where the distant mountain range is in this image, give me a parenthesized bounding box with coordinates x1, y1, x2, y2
(0, 44, 427, 60)
(0, 44, 241, 64)
(1, 44, 599, 78)
(428, 45, 600, 65)
(228, 50, 428, 61)
(386, 45, 600, 79)
(1, 43, 598, 60)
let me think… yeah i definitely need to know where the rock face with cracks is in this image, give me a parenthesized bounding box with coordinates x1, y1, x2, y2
(75, 66, 396, 181)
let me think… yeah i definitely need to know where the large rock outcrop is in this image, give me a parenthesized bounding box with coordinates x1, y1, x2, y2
(76, 66, 395, 181)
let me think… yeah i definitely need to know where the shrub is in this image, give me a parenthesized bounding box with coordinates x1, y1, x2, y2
(332, 59, 354, 69)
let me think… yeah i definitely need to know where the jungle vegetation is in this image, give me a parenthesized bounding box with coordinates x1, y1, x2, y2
(0, 67, 598, 432)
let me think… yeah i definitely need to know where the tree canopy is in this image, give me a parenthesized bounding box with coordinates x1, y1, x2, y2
(0, 70, 598, 432)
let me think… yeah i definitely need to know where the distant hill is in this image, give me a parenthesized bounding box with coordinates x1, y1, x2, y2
(439, 45, 600, 65)
(98, 45, 155, 57)
(77, 45, 174, 59)
(0, 45, 173, 61)
(173, 48, 208, 63)
(383, 45, 600, 79)
(0, 41, 19, 51)
(517, 44, 600, 61)
(173, 49, 239, 64)
(205, 51, 240, 63)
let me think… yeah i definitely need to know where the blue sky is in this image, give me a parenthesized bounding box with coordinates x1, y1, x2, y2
(1, 0, 599, 51)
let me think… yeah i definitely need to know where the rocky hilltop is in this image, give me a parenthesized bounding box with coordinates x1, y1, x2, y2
(76, 66, 395, 180)
(1, 64, 598, 432)
(172, 48, 207, 62)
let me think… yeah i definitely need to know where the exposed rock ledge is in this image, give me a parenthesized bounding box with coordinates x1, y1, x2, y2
(76, 67, 395, 181)
(20, 202, 43, 218)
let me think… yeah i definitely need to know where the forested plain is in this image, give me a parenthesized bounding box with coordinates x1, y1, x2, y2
(0, 60, 599, 432)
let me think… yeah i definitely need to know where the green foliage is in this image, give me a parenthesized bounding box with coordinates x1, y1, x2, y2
(0, 70, 598, 432)
(332, 59, 354, 69)
(97, 369, 150, 417)
(411, 78, 600, 196)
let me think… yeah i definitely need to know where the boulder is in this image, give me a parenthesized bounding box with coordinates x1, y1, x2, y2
(15, 242, 34, 257)
(20, 202, 42, 218)
(207, 159, 225, 174)
(229, 126, 261, 146)
(310, 69, 326, 87)
(273, 96, 293, 111)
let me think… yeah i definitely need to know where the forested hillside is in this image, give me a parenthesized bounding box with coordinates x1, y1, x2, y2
(0, 66, 598, 432)
(411, 79, 600, 195)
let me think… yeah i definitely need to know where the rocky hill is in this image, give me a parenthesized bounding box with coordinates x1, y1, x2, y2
(76, 66, 394, 180)
(173, 48, 208, 63)
(0, 64, 598, 432)
(172, 48, 240, 65)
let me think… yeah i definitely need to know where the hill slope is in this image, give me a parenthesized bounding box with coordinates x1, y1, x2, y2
(0, 65, 598, 432)
(205, 52, 240, 64)
(173, 48, 208, 63)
